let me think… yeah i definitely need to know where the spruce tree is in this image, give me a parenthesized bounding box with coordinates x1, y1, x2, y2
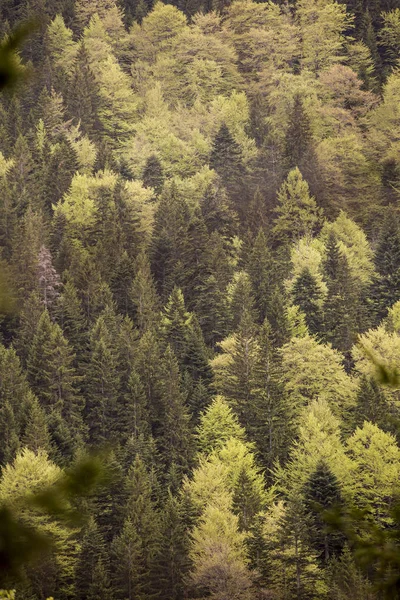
(154, 493, 191, 600)
(27, 310, 83, 444)
(209, 123, 247, 217)
(292, 268, 323, 336)
(303, 461, 345, 564)
(369, 208, 400, 321)
(247, 229, 276, 324)
(353, 375, 390, 431)
(142, 154, 164, 196)
(131, 251, 161, 333)
(157, 346, 194, 480)
(84, 315, 120, 446)
(151, 184, 191, 300)
(323, 232, 358, 357)
(75, 516, 110, 600)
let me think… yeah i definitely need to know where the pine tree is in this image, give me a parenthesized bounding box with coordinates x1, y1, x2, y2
(66, 43, 101, 137)
(84, 315, 120, 446)
(247, 229, 276, 324)
(353, 375, 390, 431)
(154, 493, 191, 600)
(228, 271, 259, 331)
(323, 232, 358, 357)
(120, 455, 161, 590)
(211, 312, 260, 435)
(161, 287, 192, 364)
(151, 184, 191, 300)
(303, 461, 345, 564)
(54, 279, 87, 363)
(142, 154, 164, 196)
(111, 517, 150, 600)
(251, 319, 294, 472)
(157, 346, 194, 480)
(200, 182, 238, 241)
(209, 123, 247, 217)
(131, 251, 161, 333)
(369, 208, 400, 321)
(118, 370, 151, 444)
(0, 400, 19, 467)
(284, 94, 320, 190)
(75, 516, 110, 600)
(22, 396, 52, 454)
(27, 310, 83, 445)
(292, 268, 323, 336)
(92, 451, 125, 543)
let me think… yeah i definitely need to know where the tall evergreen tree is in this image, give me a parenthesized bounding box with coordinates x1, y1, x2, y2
(292, 268, 323, 336)
(369, 208, 400, 321)
(303, 461, 345, 564)
(209, 123, 247, 218)
(84, 314, 120, 446)
(323, 231, 358, 357)
(142, 154, 164, 196)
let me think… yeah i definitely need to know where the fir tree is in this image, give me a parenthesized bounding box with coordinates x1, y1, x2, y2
(84, 315, 120, 446)
(323, 232, 358, 357)
(369, 208, 400, 321)
(142, 154, 164, 196)
(292, 268, 323, 336)
(303, 461, 345, 564)
(131, 251, 161, 334)
(209, 123, 247, 217)
(157, 346, 194, 480)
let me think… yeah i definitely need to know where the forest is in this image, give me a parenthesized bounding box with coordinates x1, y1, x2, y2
(1, 0, 400, 597)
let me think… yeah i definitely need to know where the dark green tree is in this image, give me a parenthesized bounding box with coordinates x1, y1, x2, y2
(292, 268, 323, 336)
(369, 208, 400, 321)
(303, 461, 345, 564)
(142, 154, 164, 196)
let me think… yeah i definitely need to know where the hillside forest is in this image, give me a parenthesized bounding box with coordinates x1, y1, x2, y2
(1, 0, 400, 597)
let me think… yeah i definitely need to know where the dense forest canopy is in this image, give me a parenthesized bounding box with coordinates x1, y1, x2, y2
(1, 0, 400, 597)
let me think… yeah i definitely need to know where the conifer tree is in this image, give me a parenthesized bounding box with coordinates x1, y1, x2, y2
(84, 315, 120, 446)
(323, 231, 358, 356)
(120, 455, 160, 590)
(111, 517, 150, 600)
(131, 251, 161, 334)
(247, 229, 276, 324)
(303, 461, 345, 564)
(161, 287, 192, 364)
(54, 279, 87, 363)
(142, 154, 164, 196)
(151, 184, 191, 299)
(0, 400, 19, 467)
(353, 375, 390, 432)
(369, 208, 400, 321)
(157, 346, 194, 480)
(200, 182, 238, 241)
(154, 493, 191, 600)
(209, 123, 247, 217)
(284, 94, 320, 189)
(292, 267, 323, 336)
(66, 43, 101, 137)
(22, 396, 52, 454)
(211, 311, 260, 435)
(27, 310, 83, 445)
(75, 516, 110, 600)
